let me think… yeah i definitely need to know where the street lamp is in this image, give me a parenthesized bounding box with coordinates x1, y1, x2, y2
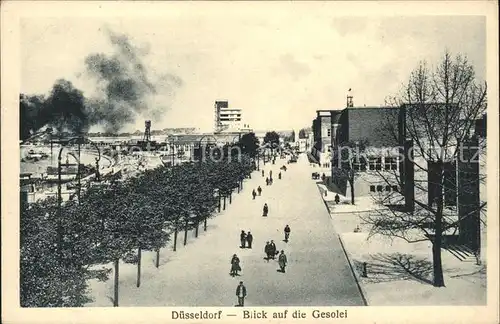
(197, 135, 218, 165)
(56, 136, 101, 255)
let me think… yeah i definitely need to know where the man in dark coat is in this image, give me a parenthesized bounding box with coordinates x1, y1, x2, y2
(246, 231, 253, 249)
(284, 225, 291, 242)
(240, 230, 246, 248)
(263, 203, 269, 217)
(252, 189, 257, 200)
(278, 250, 287, 273)
(236, 281, 247, 306)
(257, 186, 262, 196)
(262, 169, 264, 177)
(264, 241, 271, 261)
(269, 240, 276, 259)
(278, 172, 282, 180)
(266, 177, 269, 186)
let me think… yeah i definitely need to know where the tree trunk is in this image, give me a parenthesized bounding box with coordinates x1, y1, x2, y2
(432, 168, 445, 287)
(229, 192, 232, 204)
(204, 218, 207, 231)
(173, 221, 178, 252)
(155, 248, 160, 268)
(113, 258, 119, 307)
(218, 195, 221, 212)
(183, 219, 189, 246)
(432, 234, 445, 287)
(195, 220, 199, 238)
(350, 178, 355, 205)
(223, 196, 226, 210)
(237, 185, 240, 193)
(136, 247, 142, 288)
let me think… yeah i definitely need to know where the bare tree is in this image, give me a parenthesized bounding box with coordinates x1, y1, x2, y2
(363, 51, 487, 287)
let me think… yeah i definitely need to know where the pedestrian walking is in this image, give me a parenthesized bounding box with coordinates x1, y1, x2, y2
(265, 177, 269, 186)
(230, 254, 241, 276)
(269, 170, 272, 178)
(257, 186, 262, 196)
(236, 281, 247, 306)
(262, 203, 269, 217)
(240, 230, 246, 248)
(262, 170, 264, 177)
(269, 177, 273, 185)
(270, 240, 276, 259)
(284, 225, 291, 242)
(264, 241, 271, 261)
(278, 172, 282, 180)
(278, 250, 287, 273)
(246, 231, 253, 249)
(252, 189, 257, 200)
(334, 194, 340, 204)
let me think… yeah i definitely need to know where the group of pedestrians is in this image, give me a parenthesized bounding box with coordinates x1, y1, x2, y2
(262, 169, 284, 185)
(240, 230, 253, 249)
(232, 162, 293, 306)
(252, 186, 262, 200)
(264, 240, 288, 273)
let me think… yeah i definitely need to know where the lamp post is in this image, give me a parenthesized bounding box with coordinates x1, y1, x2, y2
(57, 136, 101, 254)
(57, 137, 80, 257)
(197, 135, 218, 165)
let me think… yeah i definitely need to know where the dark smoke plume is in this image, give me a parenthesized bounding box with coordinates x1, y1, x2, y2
(20, 80, 89, 139)
(20, 28, 183, 139)
(84, 28, 182, 133)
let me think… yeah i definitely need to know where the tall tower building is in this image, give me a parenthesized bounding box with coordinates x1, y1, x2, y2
(214, 100, 242, 132)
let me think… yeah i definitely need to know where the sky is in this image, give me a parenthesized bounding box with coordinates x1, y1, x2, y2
(21, 8, 486, 133)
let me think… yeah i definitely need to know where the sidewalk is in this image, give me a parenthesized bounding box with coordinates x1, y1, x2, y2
(317, 179, 487, 306)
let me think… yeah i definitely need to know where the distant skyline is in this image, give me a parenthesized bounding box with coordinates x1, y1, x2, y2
(21, 9, 486, 133)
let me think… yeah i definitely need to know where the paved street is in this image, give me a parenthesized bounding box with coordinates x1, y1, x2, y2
(87, 154, 365, 306)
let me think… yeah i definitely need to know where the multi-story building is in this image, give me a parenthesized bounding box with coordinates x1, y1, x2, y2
(330, 106, 400, 198)
(311, 110, 342, 166)
(328, 102, 484, 252)
(215, 100, 242, 132)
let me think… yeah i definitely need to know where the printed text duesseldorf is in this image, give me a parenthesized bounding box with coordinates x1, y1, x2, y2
(172, 311, 223, 320)
(172, 309, 348, 320)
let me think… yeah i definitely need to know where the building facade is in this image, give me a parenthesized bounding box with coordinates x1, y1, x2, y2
(311, 110, 341, 166)
(215, 100, 242, 132)
(330, 106, 401, 198)
(328, 103, 484, 251)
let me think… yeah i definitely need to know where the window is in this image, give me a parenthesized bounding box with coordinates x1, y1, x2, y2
(352, 156, 367, 172)
(327, 129, 331, 137)
(385, 185, 392, 192)
(376, 185, 383, 192)
(369, 157, 382, 171)
(369, 157, 377, 170)
(370, 185, 376, 192)
(385, 157, 398, 171)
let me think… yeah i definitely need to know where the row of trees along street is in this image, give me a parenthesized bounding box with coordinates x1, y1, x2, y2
(333, 51, 487, 288)
(21, 150, 254, 307)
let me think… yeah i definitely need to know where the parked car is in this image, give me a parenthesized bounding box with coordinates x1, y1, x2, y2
(311, 172, 320, 179)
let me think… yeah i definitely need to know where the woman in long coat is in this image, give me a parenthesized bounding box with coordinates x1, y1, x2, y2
(262, 203, 269, 216)
(230, 254, 241, 276)
(278, 250, 287, 273)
